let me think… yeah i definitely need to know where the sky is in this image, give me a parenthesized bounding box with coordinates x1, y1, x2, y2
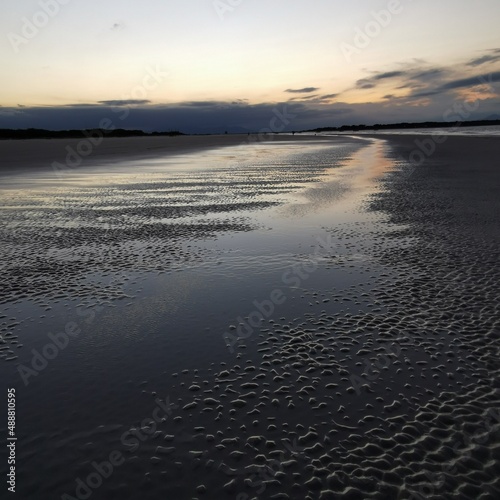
(1, 0, 500, 133)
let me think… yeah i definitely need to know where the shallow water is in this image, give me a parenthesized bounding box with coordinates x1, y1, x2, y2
(1, 135, 497, 499)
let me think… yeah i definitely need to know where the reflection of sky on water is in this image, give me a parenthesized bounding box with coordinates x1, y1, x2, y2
(0, 135, 406, 499)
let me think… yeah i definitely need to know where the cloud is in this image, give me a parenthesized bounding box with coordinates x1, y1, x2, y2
(177, 100, 230, 108)
(466, 48, 500, 67)
(373, 71, 404, 80)
(356, 67, 448, 90)
(3, 91, 498, 134)
(355, 80, 376, 89)
(438, 72, 500, 91)
(0, 108, 25, 117)
(288, 95, 319, 101)
(98, 99, 151, 106)
(1, 64, 499, 133)
(285, 87, 320, 94)
(0, 100, 350, 133)
(352, 60, 500, 105)
(287, 92, 340, 104)
(410, 71, 500, 98)
(356, 71, 405, 89)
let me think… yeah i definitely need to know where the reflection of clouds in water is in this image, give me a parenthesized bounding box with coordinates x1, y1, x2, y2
(0, 138, 367, 311)
(281, 180, 349, 218)
(280, 140, 392, 219)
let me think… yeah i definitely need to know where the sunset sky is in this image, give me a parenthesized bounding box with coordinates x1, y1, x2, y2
(1, 0, 499, 133)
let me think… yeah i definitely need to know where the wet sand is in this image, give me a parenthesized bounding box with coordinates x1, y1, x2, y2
(0, 134, 333, 177)
(0, 134, 499, 499)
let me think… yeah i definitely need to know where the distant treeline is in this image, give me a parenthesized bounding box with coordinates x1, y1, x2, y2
(308, 119, 500, 133)
(0, 128, 185, 140)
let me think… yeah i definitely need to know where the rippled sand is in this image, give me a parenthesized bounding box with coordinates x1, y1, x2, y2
(1, 134, 499, 499)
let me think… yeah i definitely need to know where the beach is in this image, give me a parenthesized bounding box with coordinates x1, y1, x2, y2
(0, 133, 499, 499)
(0, 134, 334, 179)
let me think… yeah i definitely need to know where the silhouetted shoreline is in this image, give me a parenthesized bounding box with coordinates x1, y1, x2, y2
(1, 118, 499, 140)
(0, 128, 184, 140)
(306, 118, 500, 133)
